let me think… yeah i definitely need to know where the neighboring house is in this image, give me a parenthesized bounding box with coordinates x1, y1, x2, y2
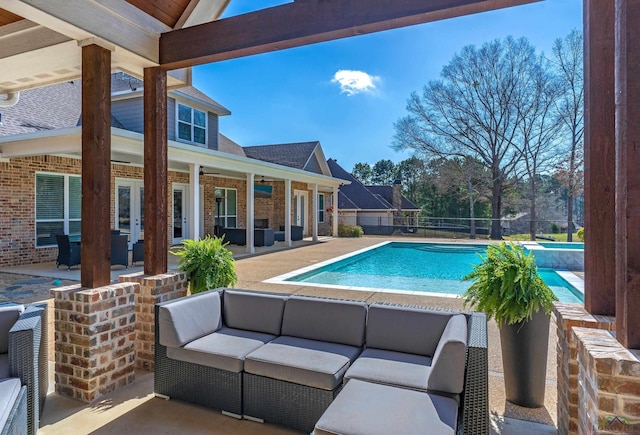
(0, 73, 344, 267)
(327, 159, 420, 234)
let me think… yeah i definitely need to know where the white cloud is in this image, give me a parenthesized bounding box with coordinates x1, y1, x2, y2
(331, 70, 380, 96)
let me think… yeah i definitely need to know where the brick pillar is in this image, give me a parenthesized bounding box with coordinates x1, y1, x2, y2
(573, 327, 640, 434)
(553, 303, 615, 434)
(119, 271, 187, 371)
(51, 282, 137, 403)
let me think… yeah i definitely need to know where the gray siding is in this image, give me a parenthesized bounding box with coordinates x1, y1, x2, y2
(168, 97, 176, 141)
(112, 98, 144, 134)
(305, 154, 324, 174)
(208, 112, 219, 150)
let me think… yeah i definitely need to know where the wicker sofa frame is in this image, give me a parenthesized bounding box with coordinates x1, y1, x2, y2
(2, 303, 48, 435)
(154, 290, 488, 435)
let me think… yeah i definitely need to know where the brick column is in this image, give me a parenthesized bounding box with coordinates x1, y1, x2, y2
(119, 271, 187, 370)
(554, 303, 615, 434)
(51, 282, 137, 403)
(573, 327, 640, 434)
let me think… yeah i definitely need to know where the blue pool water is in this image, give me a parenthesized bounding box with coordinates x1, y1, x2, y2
(538, 242, 584, 250)
(287, 242, 583, 303)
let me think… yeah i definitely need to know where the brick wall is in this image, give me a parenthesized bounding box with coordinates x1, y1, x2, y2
(574, 327, 640, 434)
(554, 303, 616, 434)
(51, 282, 137, 402)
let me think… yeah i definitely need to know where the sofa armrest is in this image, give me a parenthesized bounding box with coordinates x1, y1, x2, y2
(428, 314, 468, 395)
(9, 304, 46, 435)
(459, 312, 488, 435)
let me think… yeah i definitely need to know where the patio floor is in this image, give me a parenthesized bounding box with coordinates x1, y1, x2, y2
(3, 236, 560, 434)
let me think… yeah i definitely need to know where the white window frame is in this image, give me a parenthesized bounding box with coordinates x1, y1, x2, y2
(35, 172, 82, 248)
(176, 102, 208, 146)
(215, 187, 238, 228)
(318, 193, 325, 223)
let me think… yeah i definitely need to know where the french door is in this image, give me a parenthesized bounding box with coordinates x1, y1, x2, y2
(115, 179, 144, 249)
(172, 184, 189, 245)
(294, 190, 308, 236)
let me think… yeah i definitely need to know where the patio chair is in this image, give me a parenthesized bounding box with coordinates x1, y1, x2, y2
(110, 234, 129, 268)
(55, 235, 81, 270)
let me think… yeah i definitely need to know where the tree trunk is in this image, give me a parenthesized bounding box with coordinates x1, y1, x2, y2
(567, 191, 574, 242)
(567, 132, 577, 242)
(529, 177, 537, 241)
(468, 177, 476, 239)
(490, 175, 502, 240)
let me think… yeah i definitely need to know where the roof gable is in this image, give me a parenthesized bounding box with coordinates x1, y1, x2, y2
(366, 185, 420, 210)
(327, 159, 393, 210)
(244, 142, 323, 173)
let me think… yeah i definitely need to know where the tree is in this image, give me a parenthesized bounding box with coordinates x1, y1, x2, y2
(552, 29, 584, 242)
(514, 52, 563, 240)
(396, 156, 426, 203)
(371, 159, 397, 185)
(352, 162, 373, 184)
(394, 37, 541, 239)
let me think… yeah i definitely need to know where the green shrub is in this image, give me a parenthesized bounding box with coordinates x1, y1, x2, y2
(170, 236, 237, 294)
(338, 223, 364, 237)
(576, 227, 584, 241)
(462, 243, 557, 327)
(550, 223, 560, 234)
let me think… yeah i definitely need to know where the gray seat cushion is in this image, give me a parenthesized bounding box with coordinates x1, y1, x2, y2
(244, 336, 361, 390)
(314, 379, 458, 435)
(366, 304, 454, 357)
(158, 291, 222, 348)
(167, 327, 276, 373)
(0, 305, 24, 354)
(344, 348, 432, 391)
(429, 314, 468, 394)
(223, 290, 287, 335)
(281, 296, 367, 347)
(0, 354, 8, 379)
(0, 378, 22, 431)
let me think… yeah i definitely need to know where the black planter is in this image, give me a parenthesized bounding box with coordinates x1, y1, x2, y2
(499, 308, 550, 408)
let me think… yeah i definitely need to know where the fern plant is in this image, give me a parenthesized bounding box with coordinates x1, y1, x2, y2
(462, 242, 557, 328)
(170, 236, 237, 294)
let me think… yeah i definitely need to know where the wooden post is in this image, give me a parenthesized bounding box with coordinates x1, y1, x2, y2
(615, 0, 640, 348)
(143, 67, 168, 275)
(583, 0, 616, 316)
(81, 43, 112, 288)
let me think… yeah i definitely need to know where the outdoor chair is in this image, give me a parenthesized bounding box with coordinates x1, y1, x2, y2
(0, 303, 48, 435)
(110, 234, 129, 268)
(55, 235, 80, 270)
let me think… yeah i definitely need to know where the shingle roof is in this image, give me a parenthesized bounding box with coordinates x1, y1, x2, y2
(218, 133, 246, 157)
(366, 185, 420, 210)
(327, 159, 393, 210)
(244, 142, 319, 171)
(173, 87, 231, 115)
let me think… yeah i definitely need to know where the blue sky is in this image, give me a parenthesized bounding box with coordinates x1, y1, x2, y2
(193, 0, 583, 172)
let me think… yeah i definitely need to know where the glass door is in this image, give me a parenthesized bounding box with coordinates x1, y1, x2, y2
(173, 184, 189, 244)
(115, 179, 144, 249)
(294, 190, 308, 236)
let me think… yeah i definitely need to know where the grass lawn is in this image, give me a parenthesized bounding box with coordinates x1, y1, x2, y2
(504, 232, 582, 242)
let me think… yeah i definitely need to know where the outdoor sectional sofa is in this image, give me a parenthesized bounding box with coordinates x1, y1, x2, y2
(155, 289, 488, 434)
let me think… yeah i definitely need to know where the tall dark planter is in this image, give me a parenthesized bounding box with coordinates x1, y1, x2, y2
(499, 308, 550, 408)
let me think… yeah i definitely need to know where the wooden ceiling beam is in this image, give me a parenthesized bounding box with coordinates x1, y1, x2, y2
(160, 0, 540, 69)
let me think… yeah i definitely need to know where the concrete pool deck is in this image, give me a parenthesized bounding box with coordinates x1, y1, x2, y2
(6, 236, 561, 434)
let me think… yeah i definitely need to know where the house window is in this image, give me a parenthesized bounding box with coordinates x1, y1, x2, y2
(35, 173, 81, 247)
(177, 103, 207, 145)
(214, 188, 237, 228)
(318, 193, 325, 223)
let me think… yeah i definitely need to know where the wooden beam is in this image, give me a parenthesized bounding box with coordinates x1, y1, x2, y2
(615, 0, 640, 348)
(81, 44, 112, 288)
(160, 0, 540, 69)
(584, 0, 616, 316)
(143, 67, 168, 275)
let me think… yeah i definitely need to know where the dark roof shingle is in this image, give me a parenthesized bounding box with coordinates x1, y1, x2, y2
(244, 142, 319, 171)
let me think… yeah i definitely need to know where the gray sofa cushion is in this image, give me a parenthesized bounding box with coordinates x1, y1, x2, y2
(314, 379, 457, 435)
(0, 378, 21, 431)
(244, 336, 361, 390)
(0, 305, 24, 354)
(281, 296, 367, 347)
(344, 348, 432, 391)
(223, 290, 286, 335)
(167, 327, 276, 373)
(158, 291, 222, 348)
(428, 314, 468, 394)
(367, 305, 453, 357)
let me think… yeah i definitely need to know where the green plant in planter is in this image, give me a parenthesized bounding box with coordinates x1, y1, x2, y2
(462, 242, 557, 327)
(170, 236, 237, 294)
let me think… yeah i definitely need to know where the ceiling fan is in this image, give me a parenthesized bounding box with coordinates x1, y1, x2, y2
(199, 168, 219, 176)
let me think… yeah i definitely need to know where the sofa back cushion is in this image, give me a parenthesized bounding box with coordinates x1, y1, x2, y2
(0, 305, 24, 353)
(281, 296, 367, 347)
(223, 290, 287, 335)
(428, 314, 468, 394)
(366, 305, 454, 357)
(158, 291, 222, 348)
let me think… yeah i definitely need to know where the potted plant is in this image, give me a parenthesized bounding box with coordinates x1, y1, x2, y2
(462, 242, 557, 408)
(170, 236, 237, 294)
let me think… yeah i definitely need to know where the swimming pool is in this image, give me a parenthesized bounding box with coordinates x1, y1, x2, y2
(275, 242, 583, 303)
(537, 242, 584, 250)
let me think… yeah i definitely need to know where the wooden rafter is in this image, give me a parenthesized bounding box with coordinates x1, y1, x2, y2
(160, 0, 540, 69)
